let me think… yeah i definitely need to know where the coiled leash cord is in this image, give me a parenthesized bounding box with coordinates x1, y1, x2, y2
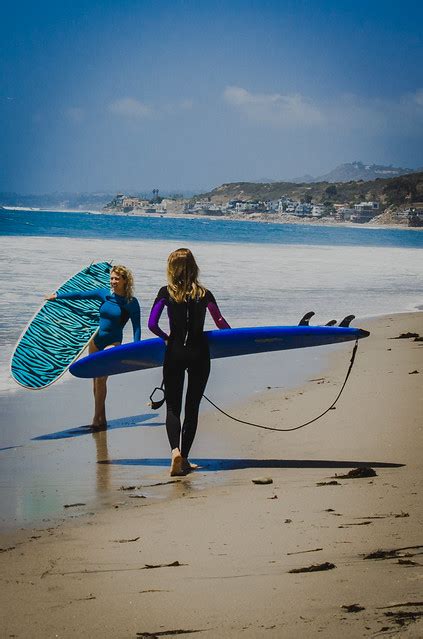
(150, 339, 359, 433)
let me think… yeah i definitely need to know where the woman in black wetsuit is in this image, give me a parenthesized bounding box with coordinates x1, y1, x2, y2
(148, 248, 230, 476)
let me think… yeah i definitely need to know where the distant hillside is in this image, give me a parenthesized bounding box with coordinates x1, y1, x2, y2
(241, 162, 419, 185)
(313, 161, 419, 183)
(201, 171, 423, 210)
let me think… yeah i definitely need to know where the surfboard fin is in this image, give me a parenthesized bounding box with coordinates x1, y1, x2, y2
(325, 319, 337, 326)
(339, 314, 355, 327)
(298, 311, 315, 326)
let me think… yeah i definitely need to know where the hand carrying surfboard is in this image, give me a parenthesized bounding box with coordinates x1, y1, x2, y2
(10, 261, 112, 389)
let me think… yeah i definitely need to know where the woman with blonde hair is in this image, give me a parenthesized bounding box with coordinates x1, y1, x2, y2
(46, 265, 140, 427)
(148, 248, 230, 475)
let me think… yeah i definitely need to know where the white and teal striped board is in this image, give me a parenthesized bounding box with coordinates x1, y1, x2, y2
(10, 262, 112, 390)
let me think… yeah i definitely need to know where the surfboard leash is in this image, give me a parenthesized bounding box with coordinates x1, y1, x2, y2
(201, 338, 360, 432)
(149, 339, 360, 432)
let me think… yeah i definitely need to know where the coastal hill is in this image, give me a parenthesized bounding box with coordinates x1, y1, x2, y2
(201, 170, 423, 210)
(251, 161, 421, 185)
(293, 161, 421, 183)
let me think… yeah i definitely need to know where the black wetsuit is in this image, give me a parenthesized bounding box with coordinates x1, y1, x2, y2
(148, 286, 230, 457)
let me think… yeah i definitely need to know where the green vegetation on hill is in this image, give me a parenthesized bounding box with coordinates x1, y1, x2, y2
(201, 171, 423, 210)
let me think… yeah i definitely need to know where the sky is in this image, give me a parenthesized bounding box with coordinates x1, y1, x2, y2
(1, 0, 423, 194)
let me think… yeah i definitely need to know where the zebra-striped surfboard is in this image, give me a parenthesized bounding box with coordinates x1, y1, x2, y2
(10, 261, 112, 390)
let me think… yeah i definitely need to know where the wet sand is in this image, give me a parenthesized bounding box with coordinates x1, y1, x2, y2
(1, 312, 422, 638)
(0, 346, 329, 530)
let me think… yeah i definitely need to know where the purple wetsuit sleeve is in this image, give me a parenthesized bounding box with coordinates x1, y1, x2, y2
(148, 297, 169, 340)
(207, 301, 231, 329)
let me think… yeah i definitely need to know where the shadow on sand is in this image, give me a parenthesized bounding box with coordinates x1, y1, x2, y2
(98, 458, 404, 471)
(32, 413, 164, 441)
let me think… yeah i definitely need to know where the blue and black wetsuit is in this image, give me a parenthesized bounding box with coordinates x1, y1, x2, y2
(56, 288, 141, 350)
(148, 286, 230, 457)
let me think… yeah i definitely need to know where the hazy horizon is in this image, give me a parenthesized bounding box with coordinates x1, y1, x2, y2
(1, 0, 422, 194)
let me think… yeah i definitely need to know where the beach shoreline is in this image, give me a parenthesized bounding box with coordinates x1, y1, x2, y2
(1, 311, 422, 637)
(4, 205, 422, 231)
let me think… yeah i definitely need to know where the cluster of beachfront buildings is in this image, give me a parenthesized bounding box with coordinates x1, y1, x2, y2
(103, 193, 167, 215)
(104, 192, 383, 222)
(103, 192, 422, 226)
(183, 197, 382, 223)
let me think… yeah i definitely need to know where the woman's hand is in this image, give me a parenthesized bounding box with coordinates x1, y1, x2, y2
(45, 293, 57, 301)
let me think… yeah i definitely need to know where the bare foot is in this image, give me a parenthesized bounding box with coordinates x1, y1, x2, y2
(181, 458, 199, 473)
(170, 449, 183, 476)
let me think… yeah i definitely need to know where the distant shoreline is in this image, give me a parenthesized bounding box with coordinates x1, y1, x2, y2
(3, 206, 422, 231)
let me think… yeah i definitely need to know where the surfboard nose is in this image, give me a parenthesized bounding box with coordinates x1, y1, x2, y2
(358, 329, 370, 338)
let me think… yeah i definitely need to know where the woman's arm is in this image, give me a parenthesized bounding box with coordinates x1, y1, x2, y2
(129, 298, 141, 341)
(207, 293, 231, 329)
(148, 296, 169, 341)
(47, 288, 106, 302)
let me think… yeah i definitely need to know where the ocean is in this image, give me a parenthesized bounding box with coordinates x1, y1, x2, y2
(1, 209, 422, 395)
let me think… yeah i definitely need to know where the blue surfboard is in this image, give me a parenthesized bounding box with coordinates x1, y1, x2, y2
(11, 261, 112, 389)
(70, 324, 369, 379)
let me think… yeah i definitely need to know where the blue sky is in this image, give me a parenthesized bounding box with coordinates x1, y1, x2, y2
(1, 0, 422, 193)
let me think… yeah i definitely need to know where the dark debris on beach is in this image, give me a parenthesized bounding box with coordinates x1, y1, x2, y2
(289, 562, 336, 573)
(363, 545, 423, 560)
(334, 467, 377, 479)
(137, 629, 204, 637)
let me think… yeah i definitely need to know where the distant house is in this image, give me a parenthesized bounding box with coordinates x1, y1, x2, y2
(161, 198, 185, 214)
(122, 197, 139, 212)
(104, 193, 124, 210)
(184, 199, 225, 215)
(404, 207, 423, 227)
(227, 199, 244, 210)
(354, 201, 379, 213)
(277, 196, 295, 213)
(338, 207, 356, 221)
(103, 193, 151, 214)
(234, 200, 262, 213)
(351, 201, 380, 223)
(310, 205, 324, 218)
(293, 203, 312, 217)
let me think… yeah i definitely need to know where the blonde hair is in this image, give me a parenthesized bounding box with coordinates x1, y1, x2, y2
(167, 248, 206, 303)
(111, 265, 134, 300)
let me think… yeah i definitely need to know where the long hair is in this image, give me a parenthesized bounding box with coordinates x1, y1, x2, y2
(111, 265, 134, 300)
(167, 248, 206, 303)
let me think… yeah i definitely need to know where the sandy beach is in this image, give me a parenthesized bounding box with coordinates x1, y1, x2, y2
(1, 312, 422, 638)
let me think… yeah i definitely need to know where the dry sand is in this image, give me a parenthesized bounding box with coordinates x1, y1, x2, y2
(1, 312, 422, 638)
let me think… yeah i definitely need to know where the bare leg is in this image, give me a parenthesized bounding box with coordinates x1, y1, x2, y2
(93, 375, 108, 427)
(163, 357, 185, 476)
(88, 340, 119, 428)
